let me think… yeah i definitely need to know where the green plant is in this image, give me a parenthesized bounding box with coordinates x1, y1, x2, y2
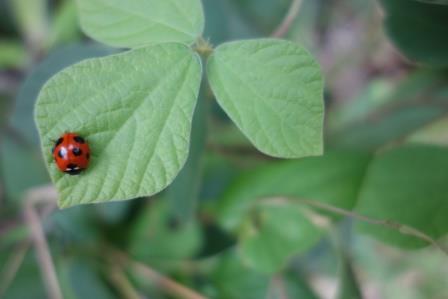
(0, 0, 441, 298)
(34, 0, 324, 208)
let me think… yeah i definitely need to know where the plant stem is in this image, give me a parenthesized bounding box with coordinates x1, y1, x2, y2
(268, 275, 289, 299)
(111, 249, 208, 299)
(107, 265, 141, 299)
(0, 240, 31, 297)
(194, 37, 214, 58)
(23, 186, 61, 299)
(272, 0, 303, 38)
(260, 197, 448, 256)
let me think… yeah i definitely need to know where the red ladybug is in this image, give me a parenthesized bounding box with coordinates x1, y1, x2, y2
(52, 133, 90, 175)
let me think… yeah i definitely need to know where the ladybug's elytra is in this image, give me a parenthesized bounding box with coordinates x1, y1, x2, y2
(52, 133, 90, 175)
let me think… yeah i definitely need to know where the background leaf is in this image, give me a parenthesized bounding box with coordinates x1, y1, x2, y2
(329, 70, 448, 150)
(210, 250, 270, 299)
(239, 202, 323, 273)
(217, 151, 371, 231)
(0, 250, 47, 299)
(0, 40, 26, 68)
(214, 151, 370, 273)
(76, 0, 204, 48)
(129, 199, 202, 264)
(356, 144, 448, 247)
(207, 39, 324, 158)
(35, 43, 202, 207)
(48, 0, 82, 48)
(165, 85, 207, 223)
(414, 0, 448, 4)
(61, 257, 117, 299)
(380, 0, 448, 67)
(0, 137, 48, 202)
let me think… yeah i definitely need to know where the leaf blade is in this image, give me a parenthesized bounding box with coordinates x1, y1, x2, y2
(76, 0, 205, 48)
(207, 39, 324, 158)
(356, 144, 448, 247)
(35, 43, 202, 208)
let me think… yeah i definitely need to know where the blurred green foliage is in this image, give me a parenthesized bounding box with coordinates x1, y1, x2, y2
(1, 0, 448, 298)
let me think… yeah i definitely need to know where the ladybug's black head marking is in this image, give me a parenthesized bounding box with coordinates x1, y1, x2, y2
(64, 163, 83, 175)
(73, 136, 85, 144)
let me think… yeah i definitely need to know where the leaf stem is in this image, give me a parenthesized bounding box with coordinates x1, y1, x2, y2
(260, 197, 448, 256)
(271, 0, 303, 38)
(193, 37, 214, 58)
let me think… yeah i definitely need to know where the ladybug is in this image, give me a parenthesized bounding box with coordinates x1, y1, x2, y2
(52, 133, 90, 175)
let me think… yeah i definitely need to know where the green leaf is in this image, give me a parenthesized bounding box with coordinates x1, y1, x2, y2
(380, 0, 448, 67)
(337, 256, 363, 299)
(356, 144, 448, 248)
(0, 40, 27, 68)
(76, 0, 205, 48)
(330, 71, 448, 150)
(211, 251, 319, 299)
(0, 137, 49, 202)
(166, 87, 207, 223)
(239, 202, 322, 273)
(279, 273, 320, 299)
(13, 43, 117, 146)
(211, 250, 270, 299)
(62, 257, 117, 299)
(217, 151, 371, 231)
(207, 39, 324, 158)
(414, 0, 448, 6)
(0, 250, 47, 299)
(48, 0, 82, 47)
(129, 200, 202, 263)
(214, 151, 370, 273)
(35, 43, 202, 208)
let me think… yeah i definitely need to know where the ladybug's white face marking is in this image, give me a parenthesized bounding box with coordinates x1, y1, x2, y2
(58, 147, 68, 158)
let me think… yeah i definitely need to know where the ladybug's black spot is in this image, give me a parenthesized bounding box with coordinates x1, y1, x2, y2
(86, 153, 90, 160)
(73, 136, 85, 144)
(52, 137, 63, 154)
(55, 137, 63, 146)
(72, 147, 82, 156)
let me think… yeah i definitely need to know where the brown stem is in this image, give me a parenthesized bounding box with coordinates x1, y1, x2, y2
(272, 0, 303, 38)
(111, 249, 208, 299)
(269, 275, 289, 299)
(23, 186, 61, 299)
(0, 241, 31, 297)
(260, 197, 448, 256)
(107, 265, 141, 299)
